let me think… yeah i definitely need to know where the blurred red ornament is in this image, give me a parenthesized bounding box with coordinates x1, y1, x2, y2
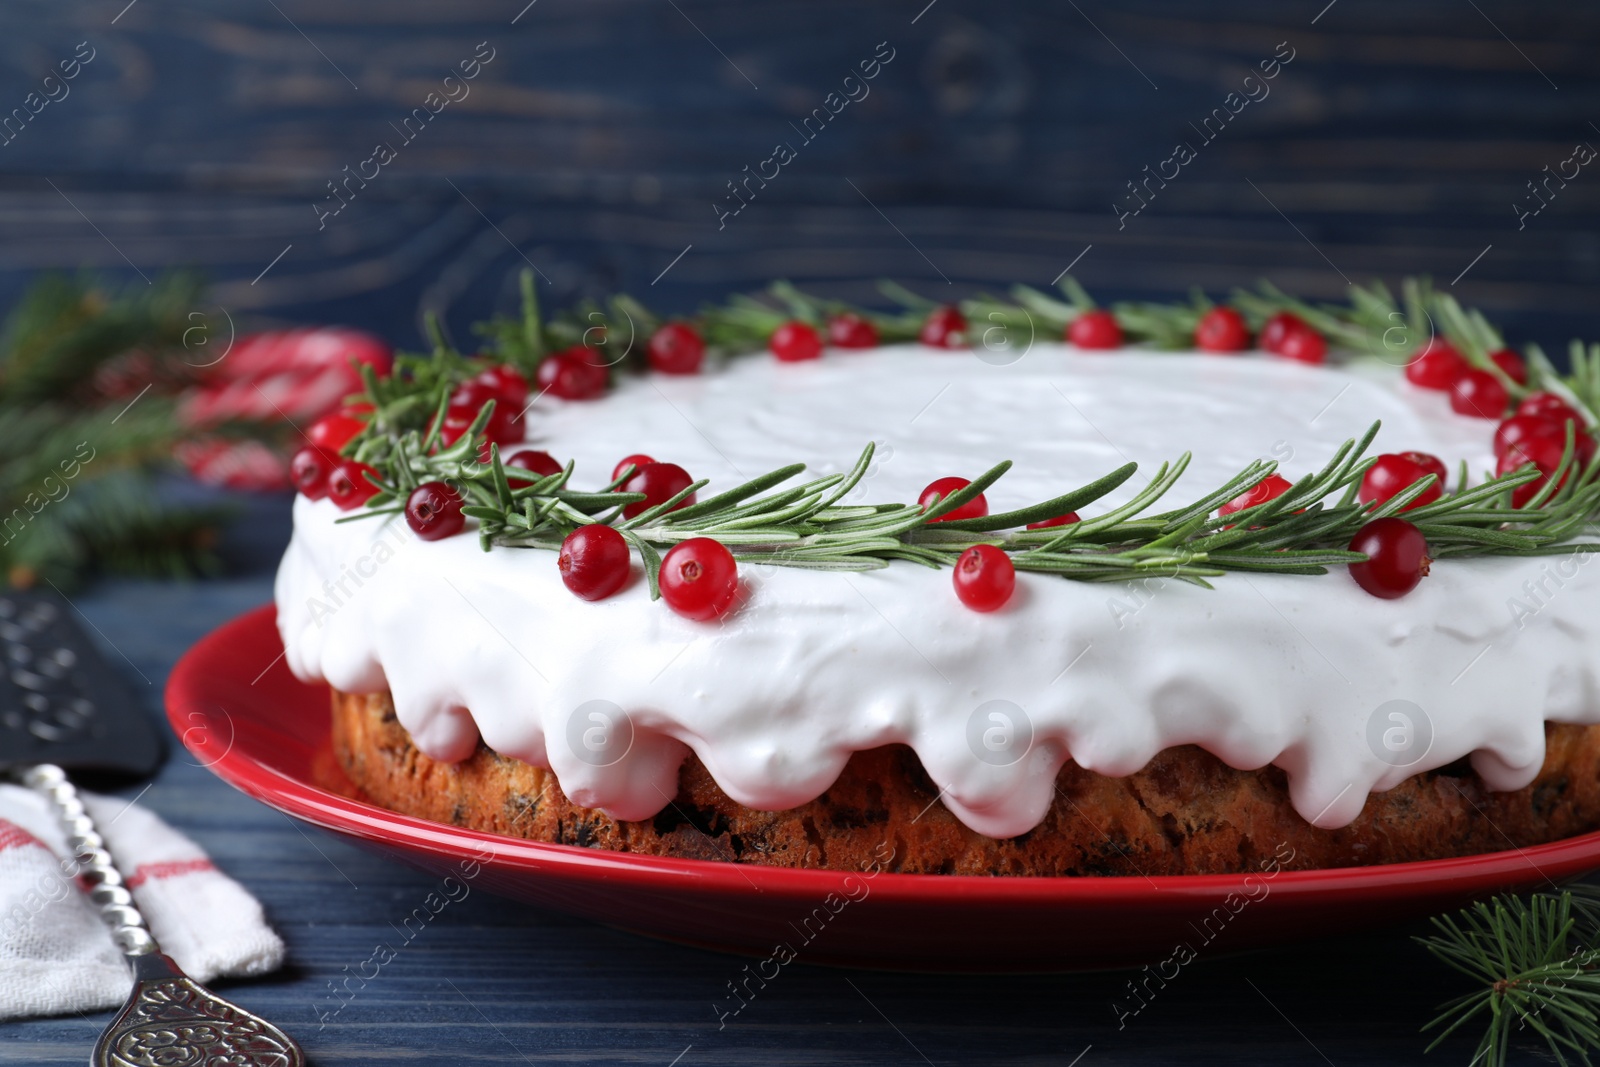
(177, 327, 392, 490)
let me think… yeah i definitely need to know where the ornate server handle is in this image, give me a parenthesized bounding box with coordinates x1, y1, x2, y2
(21, 764, 157, 956)
(16, 763, 306, 1067)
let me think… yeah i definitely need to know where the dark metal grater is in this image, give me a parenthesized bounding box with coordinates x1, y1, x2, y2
(0, 591, 162, 779)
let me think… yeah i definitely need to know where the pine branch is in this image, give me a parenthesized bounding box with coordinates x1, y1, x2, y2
(0, 272, 232, 587)
(0, 271, 205, 404)
(9, 476, 230, 588)
(1420, 889, 1600, 1067)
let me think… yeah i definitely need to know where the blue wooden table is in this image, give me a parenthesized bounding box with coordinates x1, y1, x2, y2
(0, 491, 1539, 1065)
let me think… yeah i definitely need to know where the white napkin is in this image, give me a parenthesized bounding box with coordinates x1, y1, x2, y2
(0, 782, 285, 1020)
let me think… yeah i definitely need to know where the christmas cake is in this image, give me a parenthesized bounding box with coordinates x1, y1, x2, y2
(275, 279, 1600, 875)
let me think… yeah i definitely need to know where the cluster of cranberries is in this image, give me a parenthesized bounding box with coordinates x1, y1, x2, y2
(1059, 304, 1331, 363)
(1215, 465, 1437, 598)
(559, 522, 735, 621)
(1403, 337, 1529, 420)
(520, 450, 719, 618)
(439, 363, 531, 454)
(1403, 337, 1594, 507)
(557, 523, 736, 620)
(554, 453, 725, 620)
(1207, 336, 1595, 599)
(762, 305, 964, 362)
(913, 476, 1082, 612)
(289, 403, 382, 512)
(290, 361, 540, 520)
(764, 313, 886, 362)
(1189, 307, 1327, 363)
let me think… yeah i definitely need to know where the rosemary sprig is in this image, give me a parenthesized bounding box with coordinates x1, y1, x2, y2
(334, 272, 1600, 599)
(335, 403, 1600, 600)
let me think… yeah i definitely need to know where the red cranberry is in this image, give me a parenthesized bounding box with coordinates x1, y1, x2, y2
(327, 461, 381, 511)
(438, 404, 517, 452)
(1359, 453, 1443, 510)
(1067, 310, 1122, 350)
(436, 415, 471, 450)
(1450, 369, 1509, 419)
(1489, 348, 1528, 385)
(918, 477, 988, 522)
(290, 447, 337, 500)
(1348, 517, 1430, 599)
(1497, 422, 1600, 508)
(622, 462, 696, 519)
(647, 323, 706, 375)
(1404, 339, 1466, 390)
(770, 321, 823, 362)
(1027, 512, 1081, 530)
(505, 449, 563, 478)
(447, 378, 500, 415)
(1498, 431, 1595, 506)
(1574, 434, 1597, 468)
(307, 412, 366, 453)
(1218, 473, 1293, 517)
(558, 525, 632, 601)
(919, 306, 968, 348)
(1517, 392, 1584, 426)
(1276, 327, 1327, 365)
(443, 378, 521, 450)
(1498, 449, 1554, 508)
(1495, 415, 1561, 459)
(535, 348, 608, 400)
(474, 364, 531, 410)
(659, 538, 739, 620)
(1500, 433, 1567, 473)
(1401, 451, 1449, 487)
(1259, 312, 1307, 354)
(612, 453, 655, 483)
(404, 482, 465, 540)
(952, 545, 1016, 612)
(828, 313, 880, 349)
(1194, 307, 1250, 353)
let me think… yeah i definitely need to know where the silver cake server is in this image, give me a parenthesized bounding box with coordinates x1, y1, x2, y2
(0, 592, 302, 1066)
(17, 765, 305, 1067)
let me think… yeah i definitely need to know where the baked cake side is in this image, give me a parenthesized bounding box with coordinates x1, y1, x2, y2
(332, 688, 1600, 876)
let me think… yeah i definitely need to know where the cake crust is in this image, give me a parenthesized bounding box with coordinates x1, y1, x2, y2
(331, 688, 1600, 876)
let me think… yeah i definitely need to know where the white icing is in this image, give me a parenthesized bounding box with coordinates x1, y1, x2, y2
(275, 344, 1600, 837)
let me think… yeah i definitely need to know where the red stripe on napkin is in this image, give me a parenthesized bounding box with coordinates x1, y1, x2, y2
(125, 858, 216, 889)
(0, 819, 47, 855)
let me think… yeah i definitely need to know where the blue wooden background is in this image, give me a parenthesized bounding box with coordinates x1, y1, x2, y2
(0, 0, 1595, 354)
(3, 3, 1600, 1063)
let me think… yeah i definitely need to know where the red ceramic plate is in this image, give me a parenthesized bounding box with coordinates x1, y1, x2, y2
(168, 604, 1600, 972)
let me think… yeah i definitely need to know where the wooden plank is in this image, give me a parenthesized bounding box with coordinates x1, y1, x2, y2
(0, 0, 1590, 353)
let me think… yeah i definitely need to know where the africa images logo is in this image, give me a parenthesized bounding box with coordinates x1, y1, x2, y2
(566, 700, 634, 767)
(966, 700, 1033, 767)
